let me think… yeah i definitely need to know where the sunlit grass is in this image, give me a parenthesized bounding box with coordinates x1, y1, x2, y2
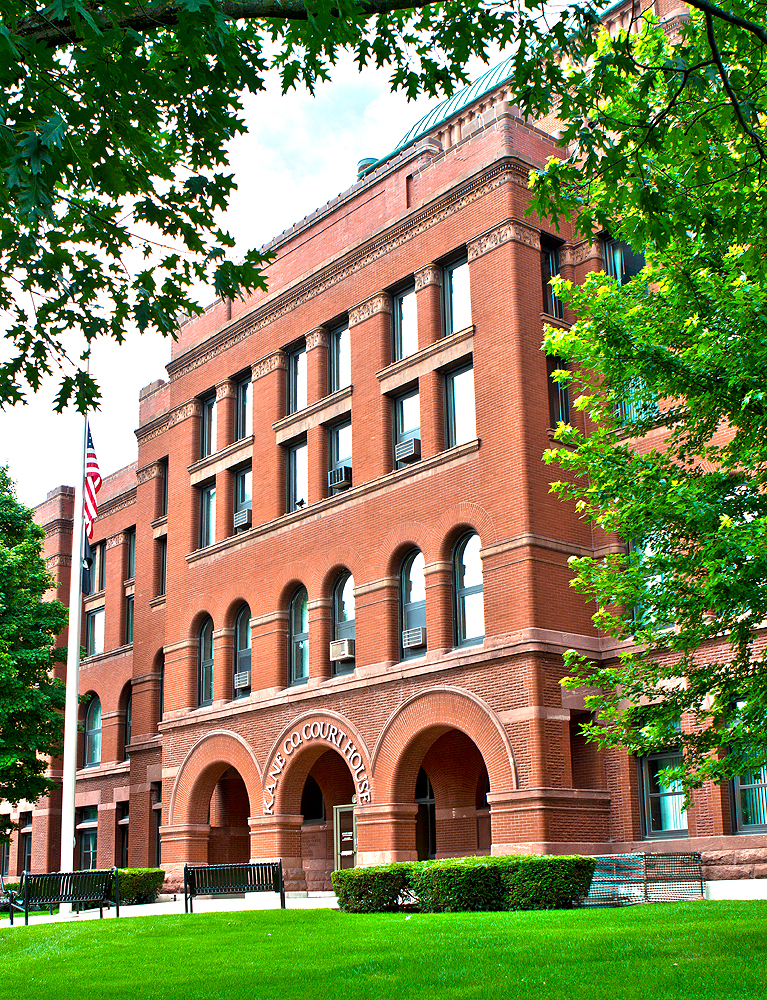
(2, 901, 766, 1000)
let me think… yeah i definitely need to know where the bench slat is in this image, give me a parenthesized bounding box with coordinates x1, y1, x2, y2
(184, 862, 285, 912)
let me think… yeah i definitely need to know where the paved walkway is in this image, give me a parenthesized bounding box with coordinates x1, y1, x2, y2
(1, 891, 338, 927)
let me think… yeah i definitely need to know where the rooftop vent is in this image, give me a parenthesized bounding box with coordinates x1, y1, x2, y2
(357, 157, 378, 179)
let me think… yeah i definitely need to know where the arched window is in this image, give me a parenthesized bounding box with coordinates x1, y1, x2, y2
(289, 587, 308, 685)
(83, 696, 102, 767)
(123, 692, 132, 760)
(454, 532, 484, 646)
(400, 550, 426, 659)
(331, 573, 355, 675)
(198, 617, 214, 707)
(234, 604, 252, 698)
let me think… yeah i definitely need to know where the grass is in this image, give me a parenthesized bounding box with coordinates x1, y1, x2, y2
(1, 901, 766, 1000)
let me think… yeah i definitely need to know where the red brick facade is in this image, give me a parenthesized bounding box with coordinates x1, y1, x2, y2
(5, 48, 766, 889)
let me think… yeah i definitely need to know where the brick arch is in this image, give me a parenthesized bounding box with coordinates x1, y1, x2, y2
(187, 609, 214, 641)
(371, 687, 517, 802)
(262, 711, 372, 816)
(429, 502, 497, 561)
(374, 519, 433, 578)
(316, 542, 363, 597)
(223, 597, 252, 629)
(168, 730, 262, 826)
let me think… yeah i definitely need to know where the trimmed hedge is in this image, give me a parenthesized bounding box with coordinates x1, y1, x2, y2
(117, 868, 165, 905)
(331, 863, 413, 913)
(333, 855, 596, 913)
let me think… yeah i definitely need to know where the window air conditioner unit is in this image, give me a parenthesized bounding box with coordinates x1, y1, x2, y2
(395, 438, 421, 464)
(329, 638, 356, 662)
(233, 507, 252, 529)
(328, 466, 353, 490)
(402, 627, 426, 649)
(234, 670, 251, 690)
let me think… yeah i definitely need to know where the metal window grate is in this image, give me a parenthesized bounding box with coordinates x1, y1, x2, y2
(583, 852, 704, 907)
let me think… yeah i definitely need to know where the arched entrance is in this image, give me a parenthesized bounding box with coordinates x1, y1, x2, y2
(208, 767, 250, 865)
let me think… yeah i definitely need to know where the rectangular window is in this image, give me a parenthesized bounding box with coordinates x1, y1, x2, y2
(91, 540, 106, 593)
(394, 389, 421, 468)
(392, 285, 417, 361)
(126, 528, 136, 580)
(541, 239, 564, 319)
(734, 766, 767, 831)
(287, 440, 308, 512)
(19, 812, 32, 873)
(287, 344, 307, 414)
(157, 537, 167, 597)
(159, 458, 168, 518)
(329, 323, 351, 393)
(78, 806, 98, 870)
(234, 467, 252, 530)
(443, 255, 471, 336)
(640, 751, 688, 837)
(117, 802, 129, 868)
(0, 838, 8, 876)
(200, 392, 217, 458)
(604, 238, 645, 285)
(151, 783, 162, 866)
(547, 355, 570, 426)
(329, 420, 352, 492)
(235, 376, 252, 440)
(445, 363, 476, 447)
(85, 607, 105, 656)
(125, 595, 134, 644)
(199, 483, 216, 548)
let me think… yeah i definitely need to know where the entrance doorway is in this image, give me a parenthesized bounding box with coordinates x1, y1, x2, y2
(333, 804, 356, 870)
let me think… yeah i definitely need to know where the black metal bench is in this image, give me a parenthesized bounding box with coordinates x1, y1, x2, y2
(183, 861, 286, 913)
(9, 868, 120, 925)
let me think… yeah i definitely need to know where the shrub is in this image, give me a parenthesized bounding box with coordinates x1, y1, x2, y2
(0, 882, 20, 913)
(117, 868, 165, 905)
(410, 857, 509, 913)
(505, 855, 596, 911)
(332, 863, 414, 913)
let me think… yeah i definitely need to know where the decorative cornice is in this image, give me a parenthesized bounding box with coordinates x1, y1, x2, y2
(414, 263, 442, 291)
(43, 518, 73, 538)
(106, 531, 129, 550)
(216, 380, 236, 400)
(349, 292, 391, 327)
(569, 240, 602, 266)
(306, 327, 329, 350)
(135, 414, 170, 446)
(166, 160, 520, 381)
(135, 398, 201, 446)
(46, 554, 72, 568)
(95, 488, 137, 521)
(137, 462, 163, 486)
(468, 218, 540, 261)
(252, 351, 287, 382)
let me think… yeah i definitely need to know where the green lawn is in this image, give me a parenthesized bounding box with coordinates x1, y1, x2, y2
(1, 902, 766, 1000)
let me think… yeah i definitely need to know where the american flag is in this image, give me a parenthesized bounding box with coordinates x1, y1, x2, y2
(83, 424, 102, 539)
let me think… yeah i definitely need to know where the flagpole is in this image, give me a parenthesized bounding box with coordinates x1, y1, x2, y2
(60, 415, 88, 887)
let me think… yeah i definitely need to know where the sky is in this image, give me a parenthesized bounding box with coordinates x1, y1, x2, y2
(0, 50, 497, 509)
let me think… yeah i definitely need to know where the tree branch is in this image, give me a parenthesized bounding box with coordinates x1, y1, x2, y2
(686, 0, 767, 46)
(15, 0, 437, 43)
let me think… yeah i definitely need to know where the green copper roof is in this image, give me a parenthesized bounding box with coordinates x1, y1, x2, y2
(359, 54, 516, 178)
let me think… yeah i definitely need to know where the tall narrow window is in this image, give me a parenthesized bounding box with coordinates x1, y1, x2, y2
(85, 607, 105, 656)
(126, 528, 136, 580)
(400, 549, 426, 659)
(19, 812, 32, 873)
(547, 355, 570, 426)
(234, 604, 252, 698)
(123, 692, 132, 759)
(89, 540, 106, 593)
(200, 392, 217, 458)
(392, 285, 417, 361)
(157, 537, 167, 596)
(199, 482, 216, 547)
(329, 323, 351, 393)
(603, 238, 645, 285)
(734, 766, 767, 831)
(415, 768, 436, 860)
(331, 572, 355, 675)
(541, 238, 564, 319)
(394, 389, 421, 467)
(125, 594, 134, 644)
(77, 806, 99, 870)
(235, 375, 252, 440)
(287, 439, 308, 512)
(289, 587, 309, 685)
(83, 696, 102, 766)
(328, 420, 352, 492)
(117, 802, 129, 869)
(443, 255, 471, 336)
(159, 458, 168, 518)
(453, 532, 484, 646)
(1, 838, 8, 876)
(158, 657, 165, 724)
(287, 344, 307, 414)
(198, 617, 214, 707)
(445, 363, 476, 447)
(234, 467, 252, 530)
(640, 750, 687, 837)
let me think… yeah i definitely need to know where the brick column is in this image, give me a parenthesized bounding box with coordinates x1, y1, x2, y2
(216, 467, 234, 541)
(216, 379, 235, 452)
(349, 293, 392, 482)
(252, 352, 288, 523)
(354, 576, 399, 669)
(163, 638, 198, 713)
(105, 530, 130, 650)
(419, 367, 444, 459)
(424, 559, 452, 654)
(251, 610, 288, 691)
(249, 814, 307, 891)
(306, 326, 328, 405)
(308, 597, 332, 683)
(355, 802, 419, 865)
(307, 424, 327, 505)
(213, 626, 234, 703)
(415, 263, 442, 347)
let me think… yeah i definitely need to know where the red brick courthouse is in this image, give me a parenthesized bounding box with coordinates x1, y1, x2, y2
(5, 41, 767, 889)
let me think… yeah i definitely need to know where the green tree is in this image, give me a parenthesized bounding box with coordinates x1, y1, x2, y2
(0, 467, 67, 842)
(533, 9, 767, 797)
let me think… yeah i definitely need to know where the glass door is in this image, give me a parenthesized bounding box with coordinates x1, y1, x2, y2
(333, 804, 356, 870)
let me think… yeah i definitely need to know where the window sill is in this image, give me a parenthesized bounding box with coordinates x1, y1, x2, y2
(541, 312, 570, 330)
(273, 385, 353, 444)
(377, 326, 474, 395)
(152, 516, 168, 539)
(149, 595, 166, 609)
(188, 436, 254, 485)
